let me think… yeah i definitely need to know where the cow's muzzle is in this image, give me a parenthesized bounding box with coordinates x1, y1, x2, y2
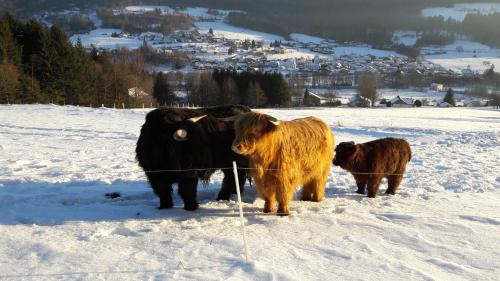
(232, 144, 243, 154)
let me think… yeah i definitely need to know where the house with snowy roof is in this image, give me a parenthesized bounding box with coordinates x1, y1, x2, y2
(303, 89, 321, 106)
(128, 87, 149, 98)
(389, 96, 415, 107)
(348, 95, 371, 107)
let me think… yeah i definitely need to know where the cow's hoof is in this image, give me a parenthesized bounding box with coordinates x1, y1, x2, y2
(356, 189, 365, 194)
(184, 203, 200, 211)
(277, 212, 290, 217)
(263, 207, 274, 213)
(367, 194, 377, 198)
(158, 203, 174, 209)
(216, 195, 230, 201)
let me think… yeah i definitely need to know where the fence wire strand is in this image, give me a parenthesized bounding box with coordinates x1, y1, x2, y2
(2, 166, 415, 178)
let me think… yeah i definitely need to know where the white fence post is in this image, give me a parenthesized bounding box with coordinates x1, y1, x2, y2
(232, 161, 249, 263)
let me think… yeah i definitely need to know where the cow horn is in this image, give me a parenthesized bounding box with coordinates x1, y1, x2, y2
(173, 129, 188, 141)
(270, 120, 280, 126)
(188, 115, 207, 123)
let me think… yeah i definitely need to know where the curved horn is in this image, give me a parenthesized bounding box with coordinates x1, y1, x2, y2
(173, 129, 188, 141)
(188, 115, 207, 123)
(269, 120, 280, 126)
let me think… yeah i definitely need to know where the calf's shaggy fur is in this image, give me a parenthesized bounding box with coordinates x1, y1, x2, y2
(333, 138, 411, 198)
(229, 112, 334, 215)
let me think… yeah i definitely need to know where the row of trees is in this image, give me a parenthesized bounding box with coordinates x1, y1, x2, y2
(356, 72, 500, 107)
(45, 14, 95, 35)
(153, 70, 292, 107)
(0, 15, 153, 107)
(97, 7, 193, 35)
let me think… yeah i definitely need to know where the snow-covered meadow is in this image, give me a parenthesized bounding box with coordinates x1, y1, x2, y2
(0, 105, 499, 280)
(423, 40, 500, 73)
(422, 3, 500, 22)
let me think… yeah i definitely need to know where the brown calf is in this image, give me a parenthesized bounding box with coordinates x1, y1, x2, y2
(228, 112, 334, 215)
(333, 138, 411, 198)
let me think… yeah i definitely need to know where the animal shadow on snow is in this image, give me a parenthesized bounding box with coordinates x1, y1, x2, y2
(0, 178, 397, 226)
(0, 180, 256, 226)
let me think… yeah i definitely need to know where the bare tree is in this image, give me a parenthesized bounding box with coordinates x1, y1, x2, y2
(357, 72, 379, 107)
(220, 77, 240, 104)
(246, 81, 267, 107)
(0, 63, 20, 104)
(188, 72, 219, 106)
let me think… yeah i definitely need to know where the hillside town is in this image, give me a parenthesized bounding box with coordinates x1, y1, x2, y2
(130, 28, 472, 84)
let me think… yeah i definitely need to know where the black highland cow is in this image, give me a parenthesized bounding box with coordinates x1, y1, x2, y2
(136, 105, 250, 211)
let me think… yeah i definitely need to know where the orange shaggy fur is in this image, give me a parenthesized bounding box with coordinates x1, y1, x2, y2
(231, 112, 334, 215)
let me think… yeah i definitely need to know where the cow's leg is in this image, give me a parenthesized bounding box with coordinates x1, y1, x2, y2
(354, 175, 366, 194)
(303, 177, 326, 202)
(178, 177, 199, 211)
(218, 169, 235, 201)
(386, 175, 403, 195)
(237, 172, 247, 194)
(301, 181, 315, 201)
(147, 173, 173, 209)
(263, 192, 276, 213)
(277, 185, 293, 216)
(312, 175, 327, 202)
(218, 170, 247, 200)
(255, 179, 275, 213)
(367, 176, 382, 198)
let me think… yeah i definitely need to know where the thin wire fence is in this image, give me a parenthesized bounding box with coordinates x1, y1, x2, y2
(1, 165, 422, 178)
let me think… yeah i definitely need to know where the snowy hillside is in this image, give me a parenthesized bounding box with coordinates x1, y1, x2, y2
(0, 105, 499, 280)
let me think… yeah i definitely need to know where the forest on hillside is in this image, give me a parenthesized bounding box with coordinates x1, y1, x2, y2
(0, 14, 292, 107)
(0, 14, 153, 106)
(2, 0, 500, 48)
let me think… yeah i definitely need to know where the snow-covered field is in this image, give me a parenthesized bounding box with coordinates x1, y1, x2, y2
(0, 104, 499, 280)
(422, 3, 500, 22)
(419, 3, 500, 73)
(71, 28, 143, 50)
(423, 40, 500, 73)
(194, 21, 283, 45)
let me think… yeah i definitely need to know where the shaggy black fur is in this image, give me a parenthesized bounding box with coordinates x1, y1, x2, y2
(136, 105, 250, 211)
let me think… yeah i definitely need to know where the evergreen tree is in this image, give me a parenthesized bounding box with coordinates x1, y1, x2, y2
(153, 72, 175, 105)
(0, 14, 20, 65)
(489, 93, 500, 107)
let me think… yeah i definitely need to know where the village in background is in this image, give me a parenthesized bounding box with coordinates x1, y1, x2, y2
(1, 2, 500, 109)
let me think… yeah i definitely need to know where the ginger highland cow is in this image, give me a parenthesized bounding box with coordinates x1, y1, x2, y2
(227, 112, 334, 215)
(333, 138, 411, 198)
